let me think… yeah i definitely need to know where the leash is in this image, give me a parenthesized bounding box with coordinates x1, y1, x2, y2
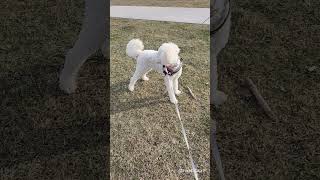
(211, 117, 225, 180)
(178, 63, 226, 179)
(174, 103, 199, 180)
(210, 0, 230, 179)
(164, 73, 199, 179)
(172, 59, 225, 180)
(201, 16, 210, 24)
(201, 0, 231, 30)
(171, 4, 231, 177)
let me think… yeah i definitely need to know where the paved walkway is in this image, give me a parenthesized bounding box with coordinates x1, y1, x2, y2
(111, 6, 210, 25)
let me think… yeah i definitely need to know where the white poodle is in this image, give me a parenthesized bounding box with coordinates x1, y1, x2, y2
(58, 0, 231, 108)
(126, 39, 182, 104)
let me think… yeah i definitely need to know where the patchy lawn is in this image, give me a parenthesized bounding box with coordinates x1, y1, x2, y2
(110, 18, 210, 179)
(211, 0, 320, 179)
(111, 0, 209, 8)
(0, 0, 108, 179)
(2, 0, 319, 179)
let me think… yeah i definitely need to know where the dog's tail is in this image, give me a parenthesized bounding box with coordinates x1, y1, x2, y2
(126, 39, 144, 59)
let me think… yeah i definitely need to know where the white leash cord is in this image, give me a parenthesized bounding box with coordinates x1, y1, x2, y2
(174, 103, 199, 180)
(211, 121, 226, 180)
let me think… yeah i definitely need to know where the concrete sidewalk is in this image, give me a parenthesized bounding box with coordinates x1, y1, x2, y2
(111, 6, 210, 25)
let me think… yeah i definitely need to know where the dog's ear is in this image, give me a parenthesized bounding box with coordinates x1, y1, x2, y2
(176, 47, 180, 54)
(168, 42, 180, 54)
(174, 43, 180, 54)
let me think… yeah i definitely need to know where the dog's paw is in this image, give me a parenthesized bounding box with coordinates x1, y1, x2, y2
(142, 76, 149, 81)
(128, 84, 134, 91)
(211, 90, 227, 106)
(175, 90, 182, 96)
(170, 98, 178, 104)
(59, 75, 76, 94)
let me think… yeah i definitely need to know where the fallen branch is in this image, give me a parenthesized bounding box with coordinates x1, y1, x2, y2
(245, 77, 276, 120)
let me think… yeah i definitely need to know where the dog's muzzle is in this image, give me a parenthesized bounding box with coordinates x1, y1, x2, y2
(163, 61, 182, 76)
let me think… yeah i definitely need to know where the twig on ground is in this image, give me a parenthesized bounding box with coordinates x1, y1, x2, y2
(187, 86, 197, 100)
(245, 77, 276, 120)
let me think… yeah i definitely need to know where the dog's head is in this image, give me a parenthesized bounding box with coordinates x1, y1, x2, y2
(158, 42, 181, 67)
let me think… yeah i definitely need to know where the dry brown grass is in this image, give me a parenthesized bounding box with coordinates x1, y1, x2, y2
(211, 0, 320, 179)
(1, 0, 319, 179)
(0, 0, 108, 179)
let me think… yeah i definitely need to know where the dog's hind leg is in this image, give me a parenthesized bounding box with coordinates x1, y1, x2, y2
(141, 69, 152, 81)
(128, 66, 148, 91)
(59, 0, 107, 93)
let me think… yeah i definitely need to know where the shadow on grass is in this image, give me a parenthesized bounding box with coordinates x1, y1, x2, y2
(0, 55, 109, 178)
(110, 80, 169, 114)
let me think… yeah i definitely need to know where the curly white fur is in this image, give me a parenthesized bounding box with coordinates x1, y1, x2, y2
(158, 42, 180, 65)
(126, 39, 144, 58)
(126, 39, 182, 104)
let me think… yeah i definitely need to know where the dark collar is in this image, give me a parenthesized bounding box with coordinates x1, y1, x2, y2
(163, 60, 182, 76)
(211, 0, 231, 35)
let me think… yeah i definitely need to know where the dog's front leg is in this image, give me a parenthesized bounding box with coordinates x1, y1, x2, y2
(165, 76, 178, 104)
(210, 55, 227, 106)
(60, 42, 101, 93)
(173, 69, 182, 96)
(173, 78, 181, 95)
(59, 0, 107, 94)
